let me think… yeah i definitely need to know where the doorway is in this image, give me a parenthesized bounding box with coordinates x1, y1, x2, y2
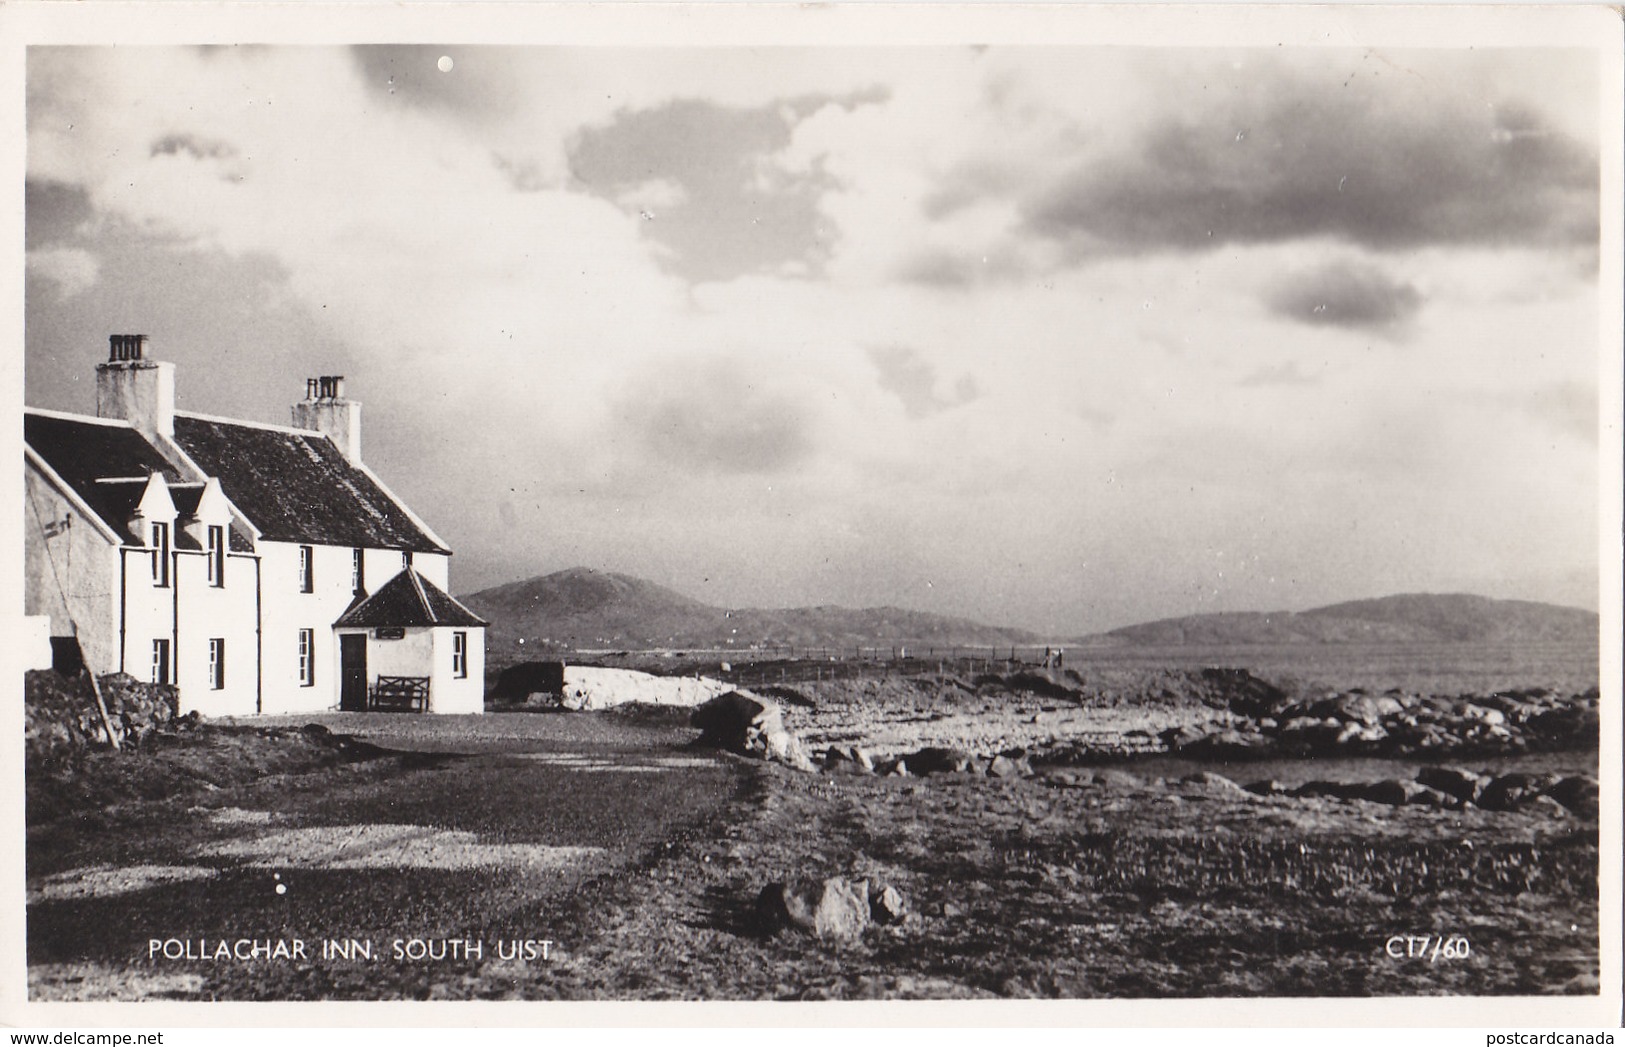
(339, 634, 368, 711)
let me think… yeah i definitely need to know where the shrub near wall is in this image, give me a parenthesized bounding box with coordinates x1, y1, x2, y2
(24, 670, 180, 765)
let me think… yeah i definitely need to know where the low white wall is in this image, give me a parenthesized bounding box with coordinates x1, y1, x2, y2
(559, 667, 732, 711)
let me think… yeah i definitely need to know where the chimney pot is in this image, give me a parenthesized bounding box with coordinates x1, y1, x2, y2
(108, 334, 150, 363)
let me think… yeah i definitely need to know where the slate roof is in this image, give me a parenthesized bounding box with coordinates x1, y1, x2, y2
(25, 412, 183, 545)
(171, 414, 446, 553)
(333, 568, 487, 628)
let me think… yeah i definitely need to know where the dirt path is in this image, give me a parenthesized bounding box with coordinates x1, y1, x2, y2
(26, 711, 745, 1001)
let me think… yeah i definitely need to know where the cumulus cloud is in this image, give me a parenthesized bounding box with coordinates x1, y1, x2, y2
(1265, 260, 1423, 332)
(568, 94, 882, 281)
(615, 178, 689, 216)
(1023, 81, 1595, 257)
(867, 345, 979, 418)
(22, 44, 1604, 630)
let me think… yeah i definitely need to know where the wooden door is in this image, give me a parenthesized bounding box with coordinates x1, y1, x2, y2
(339, 634, 368, 711)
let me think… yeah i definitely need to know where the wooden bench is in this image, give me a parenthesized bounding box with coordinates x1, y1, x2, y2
(370, 675, 429, 712)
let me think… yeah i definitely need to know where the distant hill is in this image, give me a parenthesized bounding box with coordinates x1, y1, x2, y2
(462, 567, 1041, 657)
(1081, 593, 1598, 647)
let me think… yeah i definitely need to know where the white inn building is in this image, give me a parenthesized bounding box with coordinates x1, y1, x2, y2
(24, 335, 486, 716)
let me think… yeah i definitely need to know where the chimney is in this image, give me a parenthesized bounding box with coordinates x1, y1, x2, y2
(291, 374, 362, 463)
(96, 334, 175, 439)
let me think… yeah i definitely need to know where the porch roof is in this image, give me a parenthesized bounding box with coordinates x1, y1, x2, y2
(333, 568, 487, 629)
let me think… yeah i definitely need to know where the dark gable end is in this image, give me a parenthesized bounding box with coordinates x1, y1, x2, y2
(333, 569, 487, 628)
(171, 415, 446, 553)
(24, 412, 184, 545)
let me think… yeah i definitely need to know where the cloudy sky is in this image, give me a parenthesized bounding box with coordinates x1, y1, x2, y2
(23, 40, 1607, 634)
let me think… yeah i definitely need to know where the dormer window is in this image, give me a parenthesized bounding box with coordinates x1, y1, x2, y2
(150, 521, 170, 588)
(207, 525, 225, 587)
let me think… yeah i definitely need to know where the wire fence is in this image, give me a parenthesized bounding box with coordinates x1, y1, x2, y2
(558, 644, 1079, 689)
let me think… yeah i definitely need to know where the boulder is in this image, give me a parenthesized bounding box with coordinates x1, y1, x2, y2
(1332, 693, 1406, 725)
(1526, 706, 1600, 746)
(1544, 775, 1600, 819)
(868, 883, 908, 925)
(692, 692, 815, 772)
(1182, 728, 1270, 759)
(1291, 780, 1366, 801)
(1244, 779, 1289, 796)
(1459, 704, 1507, 726)
(902, 746, 975, 775)
(1416, 766, 1489, 805)
(1181, 771, 1251, 797)
(1523, 795, 1575, 819)
(1157, 725, 1206, 750)
(1476, 773, 1562, 812)
(1405, 785, 1455, 808)
(757, 877, 872, 943)
(823, 746, 875, 774)
(986, 754, 1033, 779)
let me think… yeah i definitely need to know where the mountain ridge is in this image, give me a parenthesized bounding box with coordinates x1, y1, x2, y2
(462, 567, 1042, 654)
(460, 569, 1598, 655)
(1084, 592, 1598, 647)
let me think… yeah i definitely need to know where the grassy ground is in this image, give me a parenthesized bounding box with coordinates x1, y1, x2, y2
(25, 648, 1602, 1001)
(496, 758, 1599, 999)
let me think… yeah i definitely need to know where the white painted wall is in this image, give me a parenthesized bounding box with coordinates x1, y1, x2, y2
(413, 552, 450, 591)
(259, 541, 351, 714)
(257, 543, 442, 714)
(365, 626, 434, 680)
(431, 626, 485, 714)
(23, 469, 120, 674)
(172, 549, 260, 717)
(120, 545, 176, 685)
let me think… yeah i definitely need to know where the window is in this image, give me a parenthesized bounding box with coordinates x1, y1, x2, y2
(207, 525, 225, 587)
(151, 638, 171, 685)
(208, 638, 226, 689)
(150, 522, 170, 587)
(298, 545, 314, 593)
(298, 629, 315, 686)
(452, 631, 468, 678)
(352, 548, 365, 593)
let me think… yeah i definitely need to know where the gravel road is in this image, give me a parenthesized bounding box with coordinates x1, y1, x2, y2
(27, 710, 745, 1000)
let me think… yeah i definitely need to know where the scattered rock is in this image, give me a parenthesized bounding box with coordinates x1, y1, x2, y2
(757, 877, 873, 943)
(692, 692, 815, 772)
(986, 753, 1032, 779)
(901, 747, 975, 775)
(1416, 766, 1488, 805)
(1477, 773, 1561, 812)
(822, 745, 875, 774)
(868, 883, 908, 925)
(1544, 775, 1599, 818)
(1356, 779, 1430, 806)
(1181, 771, 1251, 797)
(1523, 795, 1574, 819)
